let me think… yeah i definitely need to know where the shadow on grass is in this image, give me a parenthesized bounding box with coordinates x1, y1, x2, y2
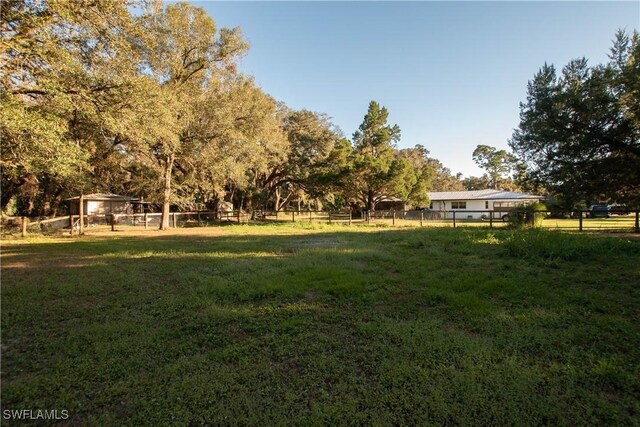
(2, 227, 639, 425)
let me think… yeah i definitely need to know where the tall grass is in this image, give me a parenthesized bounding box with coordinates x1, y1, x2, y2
(502, 229, 640, 261)
(2, 225, 639, 424)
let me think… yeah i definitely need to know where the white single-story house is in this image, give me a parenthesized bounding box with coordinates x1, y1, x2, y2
(428, 189, 544, 219)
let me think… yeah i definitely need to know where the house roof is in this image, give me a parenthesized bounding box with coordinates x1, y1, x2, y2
(428, 189, 542, 201)
(65, 193, 139, 202)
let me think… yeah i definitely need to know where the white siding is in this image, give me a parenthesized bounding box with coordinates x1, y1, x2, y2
(85, 200, 132, 215)
(429, 198, 540, 219)
(86, 201, 102, 215)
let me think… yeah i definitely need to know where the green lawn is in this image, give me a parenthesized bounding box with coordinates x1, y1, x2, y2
(2, 224, 640, 425)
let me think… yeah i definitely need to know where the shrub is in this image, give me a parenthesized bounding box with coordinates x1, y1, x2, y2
(508, 203, 547, 229)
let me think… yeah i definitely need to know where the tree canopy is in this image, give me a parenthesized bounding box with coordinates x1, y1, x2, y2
(1, 0, 145, 213)
(328, 101, 432, 211)
(3, 2, 446, 220)
(472, 145, 517, 190)
(510, 30, 640, 207)
(9, 4, 636, 220)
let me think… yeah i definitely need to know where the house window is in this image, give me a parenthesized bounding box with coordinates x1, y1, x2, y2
(485, 201, 489, 209)
(451, 201, 466, 209)
(429, 202, 433, 209)
(494, 201, 528, 209)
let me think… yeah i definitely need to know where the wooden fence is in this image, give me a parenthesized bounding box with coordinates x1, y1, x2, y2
(365, 209, 640, 233)
(3, 209, 639, 237)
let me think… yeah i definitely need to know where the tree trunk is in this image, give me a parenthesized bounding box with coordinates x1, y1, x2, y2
(48, 189, 64, 217)
(367, 189, 374, 212)
(274, 187, 281, 212)
(160, 153, 175, 230)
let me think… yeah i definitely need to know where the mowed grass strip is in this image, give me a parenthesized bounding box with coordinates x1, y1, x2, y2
(2, 224, 639, 425)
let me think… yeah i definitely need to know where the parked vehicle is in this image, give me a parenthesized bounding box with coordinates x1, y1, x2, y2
(609, 204, 628, 215)
(587, 204, 610, 218)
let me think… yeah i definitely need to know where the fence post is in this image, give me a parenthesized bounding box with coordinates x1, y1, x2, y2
(392, 211, 396, 226)
(79, 193, 84, 235)
(489, 212, 493, 229)
(173, 213, 177, 228)
(144, 212, 148, 230)
(309, 210, 312, 222)
(329, 212, 332, 225)
(21, 216, 27, 238)
(237, 210, 241, 224)
(420, 211, 424, 227)
(635, 210, 639, 233)
(197, 210, 202, 227)
(453, 211, 456, 228)
(349, 211, 352, 226)
(69, 213, 73, 235)
(292, 211, 295, 223)
(110, 214, 115, 232)
(275, 210, 278, 222)
(579, 211, 583, 232)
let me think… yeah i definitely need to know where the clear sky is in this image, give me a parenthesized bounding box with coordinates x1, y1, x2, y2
(194, 1, 639, 177)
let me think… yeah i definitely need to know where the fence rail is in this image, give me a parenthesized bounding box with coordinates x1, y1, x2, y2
(2, 209, 639, 237)
(363, 209, 639, 233)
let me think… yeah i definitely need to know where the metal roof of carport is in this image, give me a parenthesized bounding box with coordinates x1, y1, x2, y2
(64, 193, 139, 202)
(428, 189, 543, 201)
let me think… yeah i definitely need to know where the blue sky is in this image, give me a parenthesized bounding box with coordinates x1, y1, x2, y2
(195, 1, 639, 177)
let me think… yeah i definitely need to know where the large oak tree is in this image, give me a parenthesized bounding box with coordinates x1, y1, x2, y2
(138, 2, 248, 228)
(0, 0, 145, 214)
(510, 30, 640, 207)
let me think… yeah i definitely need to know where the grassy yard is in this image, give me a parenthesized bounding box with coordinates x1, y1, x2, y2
(2, 224, 639, 425)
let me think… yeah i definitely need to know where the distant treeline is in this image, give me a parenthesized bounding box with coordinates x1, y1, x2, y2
(1, 1, 638, 228)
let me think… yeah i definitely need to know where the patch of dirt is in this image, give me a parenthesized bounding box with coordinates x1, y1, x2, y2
(442, 321, 482, 339)
(1, 255, 95, 271)
(305, 289, 320, 301)
(227, 323, 248, 342)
